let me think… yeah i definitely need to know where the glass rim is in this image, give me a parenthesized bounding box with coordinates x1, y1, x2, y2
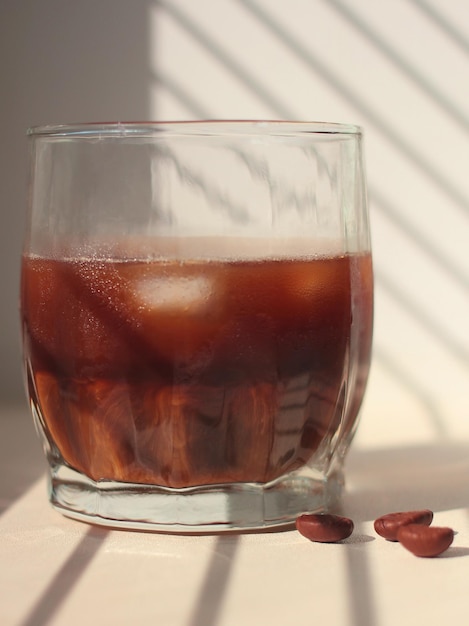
(27, 120, 362, 138)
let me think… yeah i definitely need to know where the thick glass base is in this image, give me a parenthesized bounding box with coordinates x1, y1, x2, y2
(48, 463, 344, 533)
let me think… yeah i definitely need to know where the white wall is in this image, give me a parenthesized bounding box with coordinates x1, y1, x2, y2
(2, 0, 469, 440)
(152, 0, 469, 441)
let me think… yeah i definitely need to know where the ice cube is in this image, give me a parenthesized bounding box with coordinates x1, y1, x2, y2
(135, 275, 213, 312)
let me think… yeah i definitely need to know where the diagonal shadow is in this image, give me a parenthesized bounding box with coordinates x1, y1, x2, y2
(342, 439, 469, 622)
(155, 0, 295, 119)
(20, 526, 109, 626)
(150, 63, 469, 454)
(344, 523, 377, 626)
(155, 68, 469, 296)
(154, 1, 469, 279)
(370, 186, 469, 293)
(154, 141, 252, 222)
(154, 1, 469, 294)
(187, 535, 239, 626)
(326, 0, 469, 134)
(375, 268, 469, 367)
(372, 346, 448, 439)
(410, 0, 469, 57)
(154, 70, 211, 118)
(151, 70, 469, 373)
(237, 0, 469, 217)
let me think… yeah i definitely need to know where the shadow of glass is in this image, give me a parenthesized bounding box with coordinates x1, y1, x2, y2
(343, 441, 469, 522)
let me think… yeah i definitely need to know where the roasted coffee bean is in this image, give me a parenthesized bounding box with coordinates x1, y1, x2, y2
(374, 510, 433, 541)
(296, 513, 354, 543)
(397, 524, 454, 557)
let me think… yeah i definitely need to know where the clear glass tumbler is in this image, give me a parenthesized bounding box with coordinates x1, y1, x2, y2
(21, 121, 373, 532)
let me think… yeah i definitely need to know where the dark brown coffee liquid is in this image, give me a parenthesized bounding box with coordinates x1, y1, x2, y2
(21, 251, 373, 488)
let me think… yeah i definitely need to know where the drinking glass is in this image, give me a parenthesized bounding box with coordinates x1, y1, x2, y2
(21, 121, 373, 532)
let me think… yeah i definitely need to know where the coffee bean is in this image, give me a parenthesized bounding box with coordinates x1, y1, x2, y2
(374, 510, 433, 541)
(296, 513, 354, 543)
(397, 524, 454, 557)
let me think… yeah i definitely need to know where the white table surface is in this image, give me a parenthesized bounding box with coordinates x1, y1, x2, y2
(2, 370, 469, 626)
